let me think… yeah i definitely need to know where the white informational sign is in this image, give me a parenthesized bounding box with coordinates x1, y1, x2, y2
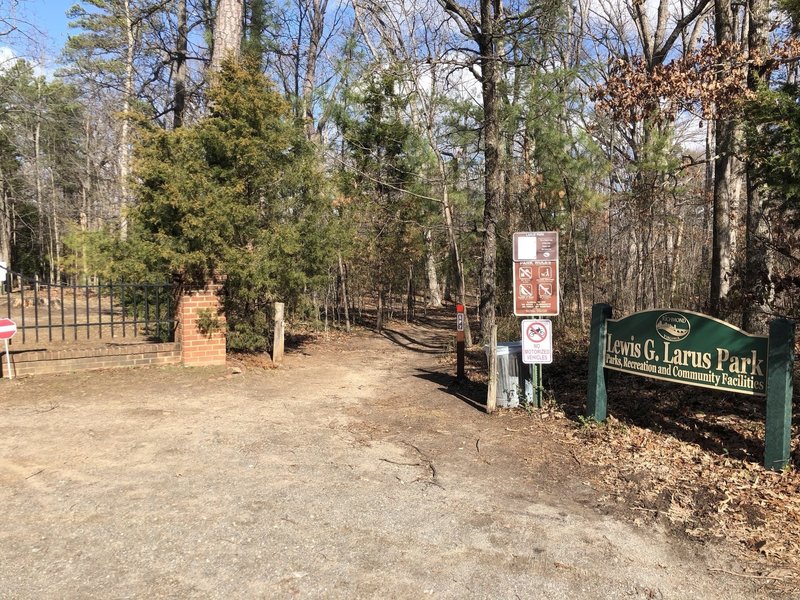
(512, 232, 558, 262)
(521, 319, 552, 364)
(516, 236, 537, 261)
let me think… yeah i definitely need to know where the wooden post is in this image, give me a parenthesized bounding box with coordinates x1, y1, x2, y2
(764, 318, 795, 470)
(486, 324, 498, 413)
(337, 252, 350, 332)
(376, 288, 383, 332)
(586, 303, 612, 422)
(272, 302, 285, 364)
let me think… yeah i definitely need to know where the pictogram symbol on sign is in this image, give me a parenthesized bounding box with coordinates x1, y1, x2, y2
(519, 284, 533, 297)
(526, 321, 548, 343)
(538, 265, 552, 279)
(538, 283, 552, 297)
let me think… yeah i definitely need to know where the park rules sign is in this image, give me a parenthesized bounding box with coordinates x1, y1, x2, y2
(604, 309, 768, 396)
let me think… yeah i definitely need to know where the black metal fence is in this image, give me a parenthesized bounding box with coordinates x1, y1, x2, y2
(2, 270, 176, 345)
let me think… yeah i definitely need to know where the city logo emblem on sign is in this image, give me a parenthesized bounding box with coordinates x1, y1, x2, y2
(655, 312, 691, 342)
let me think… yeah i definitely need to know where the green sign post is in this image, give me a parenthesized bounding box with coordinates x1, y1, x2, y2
(586, 305, 795, 470)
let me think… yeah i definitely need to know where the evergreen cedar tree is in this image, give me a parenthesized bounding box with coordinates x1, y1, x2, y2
(132, 58, 334, 351)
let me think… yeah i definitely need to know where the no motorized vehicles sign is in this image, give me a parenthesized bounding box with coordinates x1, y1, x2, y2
(521, 319, 552, 364)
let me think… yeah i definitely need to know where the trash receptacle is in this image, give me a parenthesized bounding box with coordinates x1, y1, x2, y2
(483, 341, 532, 408)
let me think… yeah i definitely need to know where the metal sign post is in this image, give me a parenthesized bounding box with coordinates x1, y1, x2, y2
(3, 339, 9, 380)
(512, 232, 560, 409)
(521, 318, 552, 407)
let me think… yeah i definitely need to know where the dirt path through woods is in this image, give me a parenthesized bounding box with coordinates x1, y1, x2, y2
(0, 315, 790, 599)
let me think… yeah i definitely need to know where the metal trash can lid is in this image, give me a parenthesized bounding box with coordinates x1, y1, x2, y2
(483, 341, 522, 356)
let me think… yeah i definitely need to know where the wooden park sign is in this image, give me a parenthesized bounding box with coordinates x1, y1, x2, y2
(604, 309, 768, 395)
(586, 304, 795, 471)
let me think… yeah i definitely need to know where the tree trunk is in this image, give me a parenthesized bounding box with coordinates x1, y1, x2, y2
(376, 285, 384, 333)
(34, 103, 44, 273)
(81, 115, 92, 282)
(118, 0, 136, 240)
(301, 0, 327, 140)
(438, 0, 503, 344)
(442, 184, 472, 346)
(424, 228, 442, 308)
(0, 165, 11, 275)
(210, 0, 243, 71)
(667, 215, 684, 305)
(710, 119, 739, 315)
(406, 265, 415, 322)
(741, 0, 771, 333)
(427, 107, 470, 343)
(173, 0, 188, 129)
(50, 170, 61, 283)
(569, 203, 586, 331)
(710, 0, 742, 316)
(477, 1, 502, 345)
(338, 251, 351, 332)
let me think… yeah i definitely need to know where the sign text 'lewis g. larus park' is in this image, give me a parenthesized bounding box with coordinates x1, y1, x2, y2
(603, 310, 768, 396)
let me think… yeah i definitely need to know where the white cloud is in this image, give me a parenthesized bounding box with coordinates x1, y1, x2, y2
(0, 46, 18, 69)
(0, 45, 53, 78)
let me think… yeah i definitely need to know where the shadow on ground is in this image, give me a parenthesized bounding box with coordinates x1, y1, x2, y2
(548, 345, 800, 468)
(380, 328, 447, 354)
(414, 368, 488, 413)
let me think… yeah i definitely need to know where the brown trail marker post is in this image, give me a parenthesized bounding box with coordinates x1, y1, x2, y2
(455, 303, 466, 382)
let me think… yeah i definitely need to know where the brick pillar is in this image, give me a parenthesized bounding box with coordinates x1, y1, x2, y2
(177, 284, 227, 367)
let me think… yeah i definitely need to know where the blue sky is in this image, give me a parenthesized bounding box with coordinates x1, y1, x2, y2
(28, 0, 74, 47)
(3, 0, 74, 66)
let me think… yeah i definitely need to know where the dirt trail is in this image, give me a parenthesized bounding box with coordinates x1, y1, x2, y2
(0, 316, 790, 599)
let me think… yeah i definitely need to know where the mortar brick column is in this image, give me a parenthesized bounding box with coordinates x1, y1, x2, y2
(177, 283, 227, 367)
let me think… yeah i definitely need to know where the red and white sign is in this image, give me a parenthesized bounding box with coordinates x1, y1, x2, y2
(521, 319, 552, 364)
(0, 318, 17, 340)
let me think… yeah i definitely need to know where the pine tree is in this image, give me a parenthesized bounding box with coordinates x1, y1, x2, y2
(132, 58, 334, 350)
